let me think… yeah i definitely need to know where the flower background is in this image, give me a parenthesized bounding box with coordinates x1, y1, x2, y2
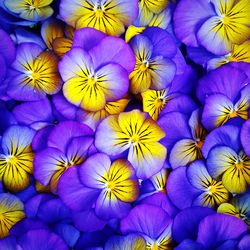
(0, 0, 249, 249)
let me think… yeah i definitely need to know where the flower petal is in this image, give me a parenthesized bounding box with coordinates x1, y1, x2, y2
(58, 166, 100, 211)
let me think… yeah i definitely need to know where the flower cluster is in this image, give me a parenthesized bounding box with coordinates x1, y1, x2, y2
(0, 0, 249, 249)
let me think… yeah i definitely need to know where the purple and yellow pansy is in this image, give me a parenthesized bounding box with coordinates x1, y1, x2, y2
(95, 109, 167, 179)
(1, 0, 250, 248)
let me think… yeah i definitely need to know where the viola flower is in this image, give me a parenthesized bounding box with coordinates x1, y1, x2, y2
(174, 0, 250, 55)
(0, 125, 35, 192)
(207, 146, 250, 194)
(34, 121, 93, 192)
(95, 109, 167, 179)
(59, 28, 135, 112)
(197, 64, 250, 130)
(202, 124, 250, 194)
(7, 43, 62, 101)
(59, 153, 139, 220)
(59, 0, 138, 36)
(218, 191, 250, 226)
(4, 0, 54, 22)
(167, 161, 230, 210)
(172, 207, 247, 250)
(0, 193, 25, 238)
(121, 204, 173, 249)
(105, 234, 146, 250)
(158, 109, 206, 169)
(142, 87, 197, 121)
(129, 27, 176, 94)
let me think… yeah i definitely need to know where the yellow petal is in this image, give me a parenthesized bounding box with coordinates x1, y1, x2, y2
(52, 37, 72, 58)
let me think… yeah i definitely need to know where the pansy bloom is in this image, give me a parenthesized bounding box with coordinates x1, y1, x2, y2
(174, 0, 250, 55)
(59, 28, 134, 112)
(167, 161, 229, 210)
(121, 204, 173, 249)
(0, 125, 35, 192)
(34, 121, 93, 192)
(202, 125, 250, 194)
(197, 64, 250, 130)
(59, 153, 139, 220)
(7, 43, 62, 101)
(218, 191, 250, 226)
(158, 109, 206, 169)
(207, 146, 250, 194)
(59, 0, 138, 36)
(95, 109, 167, 179)
(4, 0, 54, 22)
(0, 193, 25, 238)
(129, 27, 176, 94)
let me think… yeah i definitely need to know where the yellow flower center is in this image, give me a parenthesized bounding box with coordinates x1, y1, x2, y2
(207, 184, 218, 195)
(221, 14, 230, 25)
(139, 60, 149, 72)
(87, 76, 97, 86)
(131, 134, 140, 144)
(94, 3, 104, 18)
(197, 140, 204, 150)
(106, 181, 116, 190)
(229, 110, 238, 118)
(235, 161, 244, 170)
(31, 71, 41, 80)
(151, 242, 159, 250)
(28, 0, 40, 10)
(6, 155, 18, 165)
(155, 98, 163, 108)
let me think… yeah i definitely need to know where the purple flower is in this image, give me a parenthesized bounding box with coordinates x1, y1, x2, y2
(7, 43, 62, 101)
(129, 27, 177, 94)
(34, 121, 93, 193)
(197, 64, 250, 130)
(167, 161, 229, 210)
(174, 0, 250, 56)
(59, 28, 135, 112)
(158, 109, 206, 169)
(121, 204, 173, 249)
(95, 109, 167, 179)
(58, 153, 139, 221)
